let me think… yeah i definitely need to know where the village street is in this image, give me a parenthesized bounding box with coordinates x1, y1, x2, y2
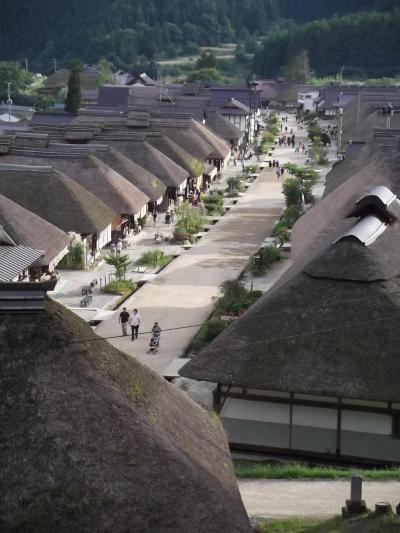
(239, 478, 400, 519)
(94, 113, 314, 374)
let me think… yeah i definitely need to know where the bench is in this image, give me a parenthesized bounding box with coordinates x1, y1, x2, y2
(80, 294, 92, 307)
(81, 286, 93, 296)
(132, 266, 148, 274)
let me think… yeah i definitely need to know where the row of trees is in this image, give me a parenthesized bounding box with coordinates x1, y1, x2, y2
(254, 8, 400, 78)
(0, 0, 394, 70)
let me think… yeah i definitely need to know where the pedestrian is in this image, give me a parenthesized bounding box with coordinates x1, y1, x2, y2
(170, 209, 175, 224)
(276, 169, 280, 179)
(116, 239, 122, 256)
(119, 307, 130, 336)
(129, 308, 141, 341)
(110, 242, 116, 255)
(285, 126, 288, 132)
(233, 156, 237, 166)
(280, 167, 285, 177)
(152, 210, 158, 226)
(165, 212, 171, 225)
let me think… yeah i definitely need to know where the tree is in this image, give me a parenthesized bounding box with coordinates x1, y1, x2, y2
(0, 62, 32, 96)
(196, 49, 217, 69)
(64, 66, 81, 113)
(96, 58, 114, 86)
(282, 50, 310, 84)
(186, 68, 222, 82)
(104, 254, 131, 280)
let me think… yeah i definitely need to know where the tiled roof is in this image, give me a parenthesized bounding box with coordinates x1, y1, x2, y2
(0, 244, 43, 281)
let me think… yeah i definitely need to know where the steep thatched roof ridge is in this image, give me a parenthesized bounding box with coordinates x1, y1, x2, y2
(0, 194, 70, 267)
(292, 148, 400, 263)
(190, 119, 231, 159)
(180, 223, 400, 402)
(95, 147, 166, 202)
(205, 111, 242, 142)
(21, 154, 150, 215)
(102, 139, 188, 188)
(159, 125, 214, 161)
(0, 162, 114, 234)
(0, 298, 251, 533)
(147, 134, 205, 178)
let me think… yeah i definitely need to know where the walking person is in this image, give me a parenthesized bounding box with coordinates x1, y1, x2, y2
(276, 169, 281, 179)
(152, 210, 158, 226)
(148, 322, 161, 354)
(119, 307, 130, 336)
(129, 308, 141, 341)
(110, 242, 116, 255)
(116, 239, 122, 256)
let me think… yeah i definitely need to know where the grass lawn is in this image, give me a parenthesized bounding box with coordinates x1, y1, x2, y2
(234, 461, 400, 481)
(258, 515, 400, 533)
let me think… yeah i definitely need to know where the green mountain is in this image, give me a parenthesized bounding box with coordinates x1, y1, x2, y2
(254, 8, 400, 78)
(0, 0, 396, 71)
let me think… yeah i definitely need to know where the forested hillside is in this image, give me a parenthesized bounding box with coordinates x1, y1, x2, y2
(0, 0, 396, 71)
(254, 8, 400, 78)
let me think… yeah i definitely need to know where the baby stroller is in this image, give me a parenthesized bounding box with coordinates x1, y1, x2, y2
(147, 332, 160, 354)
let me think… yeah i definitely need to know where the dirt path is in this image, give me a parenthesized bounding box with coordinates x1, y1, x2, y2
(239, 479, 400, 518)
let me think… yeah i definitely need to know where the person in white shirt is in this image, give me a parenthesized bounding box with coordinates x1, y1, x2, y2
(116, 239, 123, 256)
(129, 308, 141, 341)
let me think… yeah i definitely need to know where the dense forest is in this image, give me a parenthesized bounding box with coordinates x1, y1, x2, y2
(254, 8, 400, 78)
(0, 0, 397, 72)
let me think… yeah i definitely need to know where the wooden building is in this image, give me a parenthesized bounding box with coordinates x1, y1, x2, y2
(181, 189, 400, 464)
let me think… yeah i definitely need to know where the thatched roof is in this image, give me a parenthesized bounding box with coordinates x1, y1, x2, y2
(15, 154, 150, 216)
(0, 163, 114, 234)
(95, 148, 166, 203)
(0, 194, 70, 267)
(147, 134, 205, 178)
(101, 140, 188, 188)
(158, 125, 214, 162)
(189, 119, 231, 159)
(292, 146, 400, 263)
(180, 213, 400, 403)
(205, 111, 242, 143)
(0, 297, 251, 533)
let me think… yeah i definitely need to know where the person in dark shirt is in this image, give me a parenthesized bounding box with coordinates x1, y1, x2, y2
(119, 307, 130, 336)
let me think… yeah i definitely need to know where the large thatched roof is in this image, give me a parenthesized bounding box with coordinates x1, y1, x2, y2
(180, 216, 400, 403)
(0, 163, 114, 234)
(101, 140, 188, 188)
(0, 194, 70, 267)
(0, 298, 251, 533)
(190, 119, 231, 159)
(292, 146, 400, 263)
(95, 148, 166, 203)
(0, 151, 149, 216)
(146, 134, 205, 178)
(205, 111, 242, 143)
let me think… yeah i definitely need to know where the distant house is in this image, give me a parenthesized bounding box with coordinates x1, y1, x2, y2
(215, 98, 251, 136)
(0, 193, 70, 280)
(0, 243, 44, 282)
(181, 188, 400, 464)
(297, 89, 320, 113)
(0, 163, 113, 266)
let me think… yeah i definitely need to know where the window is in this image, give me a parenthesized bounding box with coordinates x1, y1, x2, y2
(392, 414, 400, 439)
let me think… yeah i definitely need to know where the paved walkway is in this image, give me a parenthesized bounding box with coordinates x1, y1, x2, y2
(239, 479, 400, 518)
(95, 168, 285, 374)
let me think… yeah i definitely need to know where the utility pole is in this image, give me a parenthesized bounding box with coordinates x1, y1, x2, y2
(23, 58, 28, 71)
(52, 57, 57, 73)
(337, 107, 343, 158)
(7, 82, 12, 124)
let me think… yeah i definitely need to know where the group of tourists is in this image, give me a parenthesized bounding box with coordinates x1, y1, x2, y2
(119, 307, 162, 353)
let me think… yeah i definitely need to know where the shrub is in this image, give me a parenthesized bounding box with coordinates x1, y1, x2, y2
(245, 164, 261, 174)
(175, 202, 207, 235)
(203, 193, 224, 215)
(191, 318, 227, 352)
(103, 279, 136, 295)
(136, 250, 172, 268)
(282, 205, 302, 228)
(272, 222, 290, 246)
(104, 253, 131, 280)
(227, 176, 245, 192)
(57, 243, 85, 270)
(282, 177, 302, 207)
(214, 280, 261, 316)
